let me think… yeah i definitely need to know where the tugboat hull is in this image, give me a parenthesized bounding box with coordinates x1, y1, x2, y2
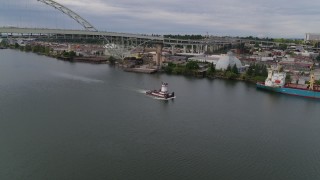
(146, 91, 175, 99)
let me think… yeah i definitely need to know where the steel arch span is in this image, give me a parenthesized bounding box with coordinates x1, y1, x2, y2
(36, 0, 157, 59)
(37, 0, 130, 58)
(37, 0, 97, 31)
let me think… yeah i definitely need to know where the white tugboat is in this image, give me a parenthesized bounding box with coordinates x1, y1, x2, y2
(146, 82, 175, 99)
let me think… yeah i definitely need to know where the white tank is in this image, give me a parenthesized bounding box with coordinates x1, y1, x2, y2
(161, 83, 168, 92)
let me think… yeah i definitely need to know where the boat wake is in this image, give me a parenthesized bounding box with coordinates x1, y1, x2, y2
(53, 72, 104, 83)
(126, 84, 176, 100)
(136, 89, 148, 94)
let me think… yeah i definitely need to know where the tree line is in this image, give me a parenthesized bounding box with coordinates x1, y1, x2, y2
(163, 60, 270, 83)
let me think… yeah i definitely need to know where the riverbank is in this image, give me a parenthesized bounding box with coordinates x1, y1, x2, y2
(2, 42, 267, 84)
(6, 45, 264, 84)
(5, 45, 109, 64)
(160, 61, 269, 85)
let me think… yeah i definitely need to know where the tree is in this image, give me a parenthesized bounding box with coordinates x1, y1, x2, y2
(0, 40, 8, 47)
(32, 45, 41, 53)
(62, 51, 69, 57)
(164, 62, 176, 74)
(24, 45, 32, 52)
(108, 56, 117, 65)
(232, 64, 239, 74)
(185, 61, 199, 70)
(226, 64, 232, 72)
(279, 44, 287, 51)
(254, 64, 260, 76)
(316, 55, 320, 62)
(62, 51, 76, 58)
(225, 71, 238, 79)
(172, 65, 186, 75)
(246, 64, 254, 76)
(286, 74, 291, 82)
(14, 43, 20, 49)
(210, 62, 215, 73)
(207, 62, 216, 76)
(45, 47, 51, 55)
(261, 65, 268, 77)
(69, 51, 76, 58)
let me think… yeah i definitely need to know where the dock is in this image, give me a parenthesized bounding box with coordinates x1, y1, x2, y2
(73, 57, 107, 64)
(57, 56, 107, 64)
(123, 67, 157, 74)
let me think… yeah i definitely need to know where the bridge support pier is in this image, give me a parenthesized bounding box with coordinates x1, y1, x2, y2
(183, 45, 187, 53)
(171, 45, 175, 55)
(209, 45, 214, 53)
(155, 43, 163, 68)
(204, 45, 208, 53)
(196, 45, 201, 54)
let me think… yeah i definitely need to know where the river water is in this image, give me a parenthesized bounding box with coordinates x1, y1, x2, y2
(1, 49, 320, 180)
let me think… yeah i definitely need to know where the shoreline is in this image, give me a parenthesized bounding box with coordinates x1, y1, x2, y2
(5, 47, 108, 64)
(4, 47, 260, 84)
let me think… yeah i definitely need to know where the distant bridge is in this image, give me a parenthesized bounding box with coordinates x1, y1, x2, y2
(0, 27, 239, 52)
(0, 27, 234, 44)
(0, 27, 162, 42)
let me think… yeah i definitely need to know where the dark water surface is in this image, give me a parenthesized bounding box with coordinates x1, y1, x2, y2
(1, 49, 320, 180)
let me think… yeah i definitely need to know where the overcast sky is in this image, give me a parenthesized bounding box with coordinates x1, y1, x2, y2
(1, 0, 320, 38)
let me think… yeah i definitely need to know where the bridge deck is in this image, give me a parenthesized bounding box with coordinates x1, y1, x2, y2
(0, 27, 164, 40)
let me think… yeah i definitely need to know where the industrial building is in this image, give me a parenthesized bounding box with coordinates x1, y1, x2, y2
(305, 33, 320, 41)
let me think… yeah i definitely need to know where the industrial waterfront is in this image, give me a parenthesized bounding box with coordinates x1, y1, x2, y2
(1, 49, 320, 180)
